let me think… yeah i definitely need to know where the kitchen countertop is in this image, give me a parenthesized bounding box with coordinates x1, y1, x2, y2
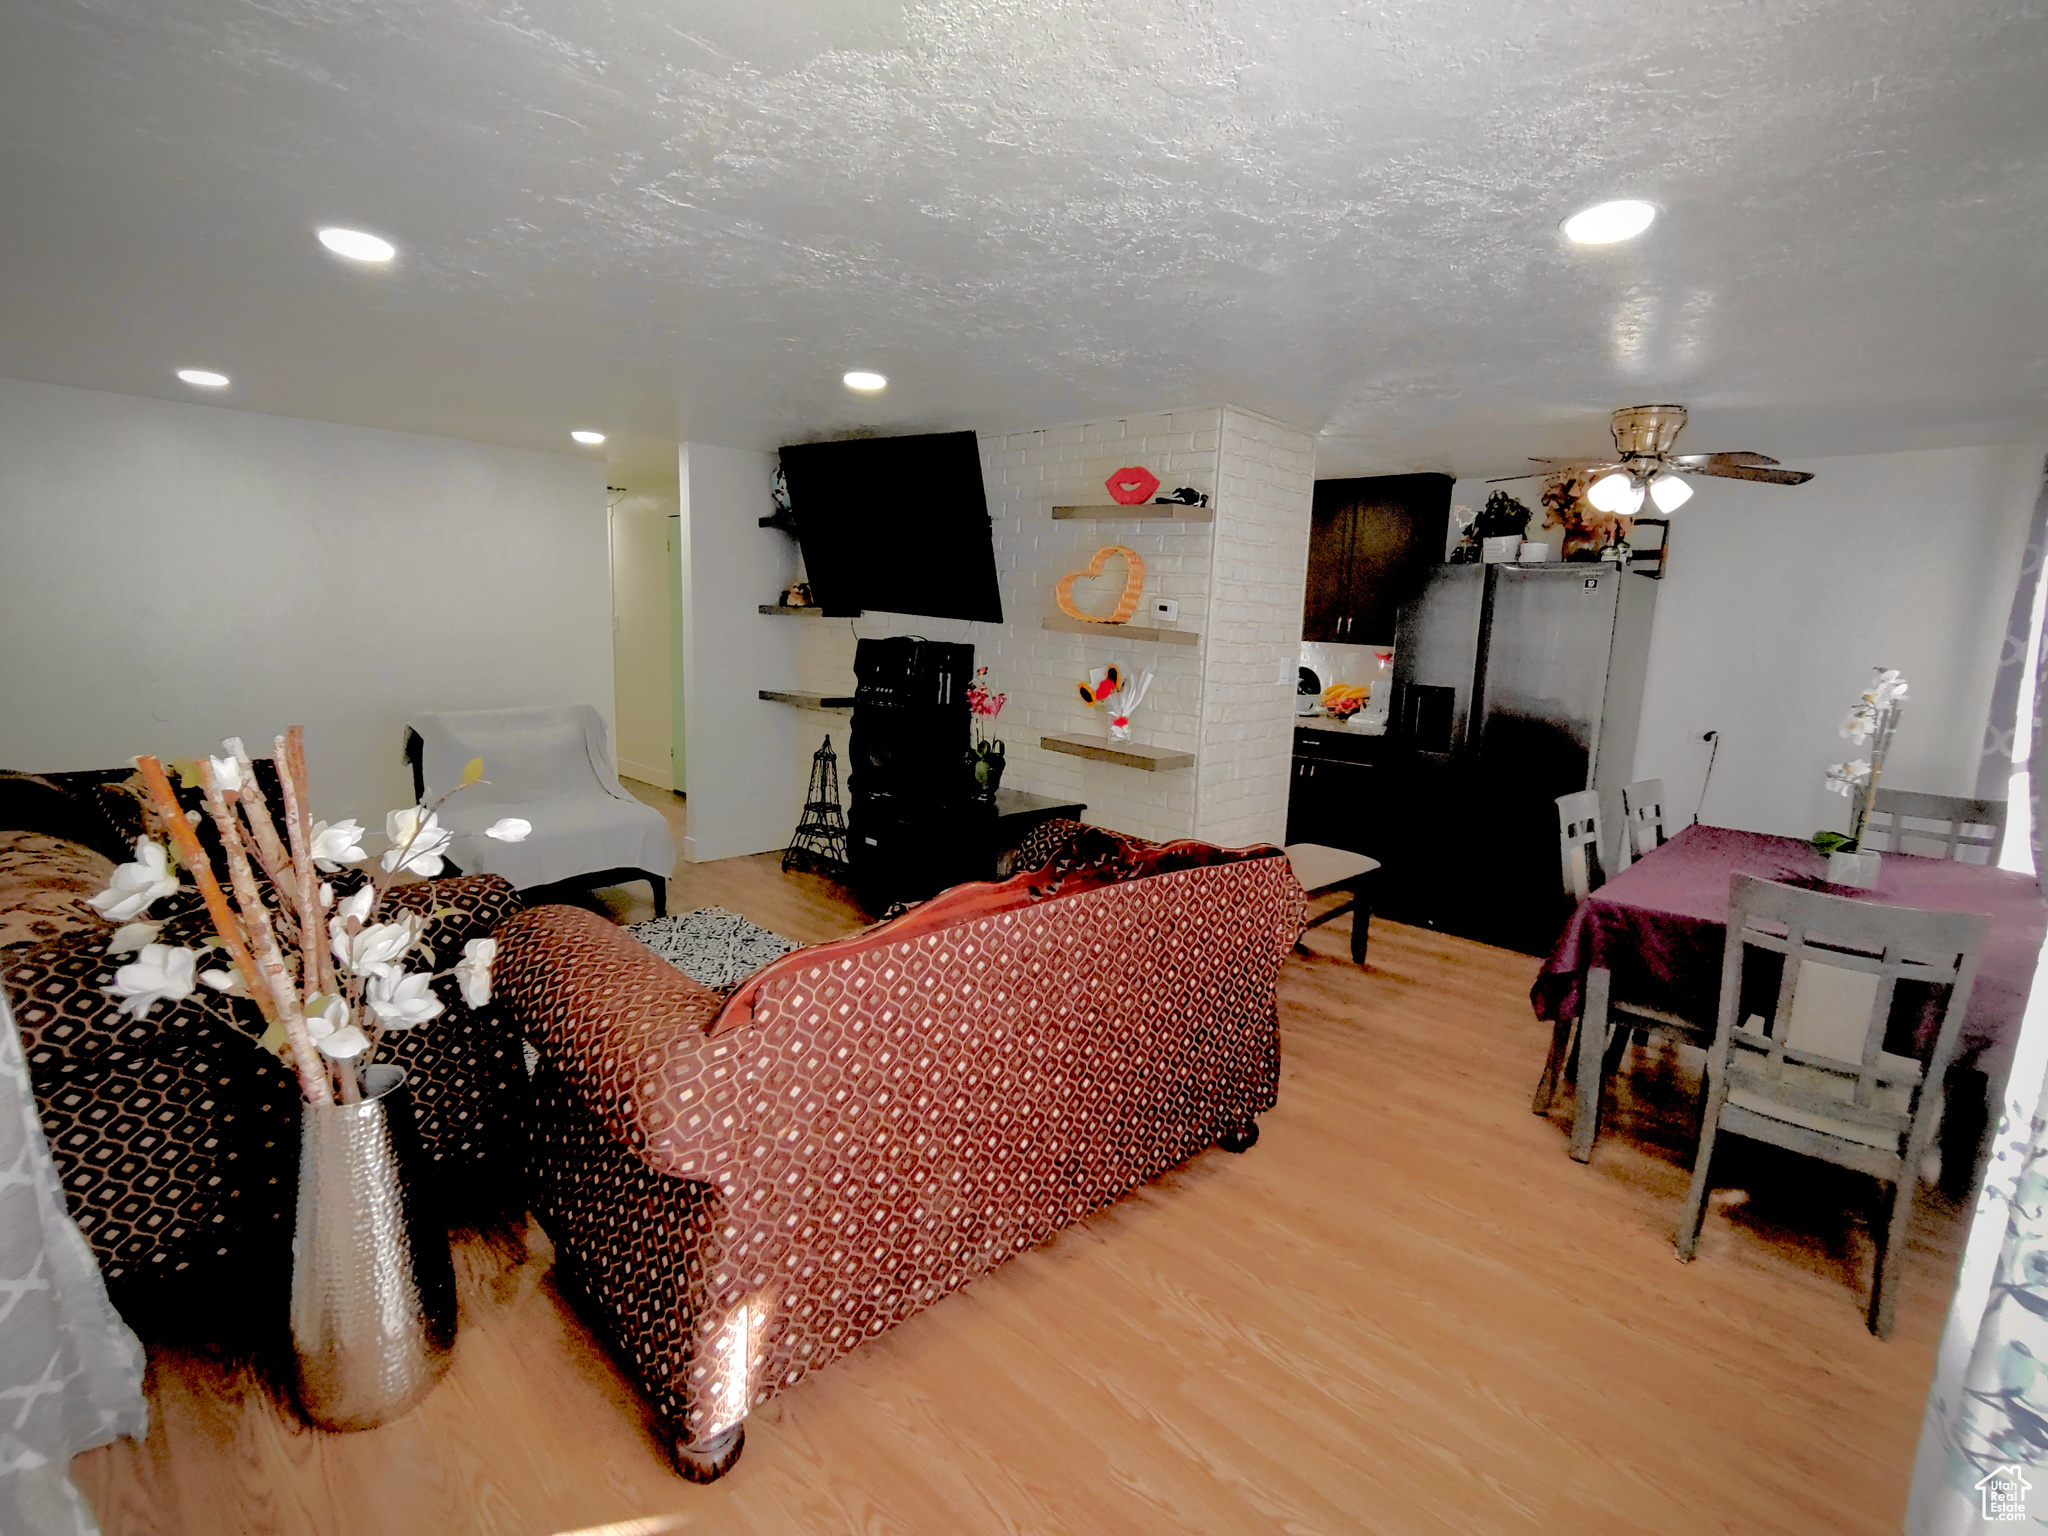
(1295, 714, 1386, 737)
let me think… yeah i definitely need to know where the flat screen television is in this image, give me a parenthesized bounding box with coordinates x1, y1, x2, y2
(779, 430, 1004, 624)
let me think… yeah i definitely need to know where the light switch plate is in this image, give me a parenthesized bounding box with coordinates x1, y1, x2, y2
(1150, 598, 1180, 623)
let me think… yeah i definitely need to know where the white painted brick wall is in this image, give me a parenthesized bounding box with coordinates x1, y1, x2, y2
(780, 404, 1310, 848)
(1194, 407, 1316, 848)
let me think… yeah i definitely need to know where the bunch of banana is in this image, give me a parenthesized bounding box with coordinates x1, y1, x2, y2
(1321, 683, 1369, 713)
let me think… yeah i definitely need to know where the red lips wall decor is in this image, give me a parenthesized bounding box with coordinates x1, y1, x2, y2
(1105, 466, 1161, 506)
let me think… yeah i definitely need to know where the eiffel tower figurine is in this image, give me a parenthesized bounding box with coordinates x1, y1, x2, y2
(783, 735, 850, 875)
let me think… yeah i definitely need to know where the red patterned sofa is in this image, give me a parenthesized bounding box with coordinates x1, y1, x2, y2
(495, 823, 1306, 1480)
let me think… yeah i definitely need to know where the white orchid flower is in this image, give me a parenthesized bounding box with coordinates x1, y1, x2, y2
(104, 944, 199, 1017)
(88, 838, 182, 923)
(106, 921, 161, 955)
(208, 752, 246, 794)
(1839, 708, 1874, 743)
(310, 818, 368, 871)
(484, 818, 532, 843)
(333, 912, 424, 979)
(366, 969, 445, 1030)
(382, 806, 454, 876)
(454, 937, 496, 1007)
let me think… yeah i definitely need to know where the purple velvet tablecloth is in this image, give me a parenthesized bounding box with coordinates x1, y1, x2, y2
(1530, 824, 2048, 1081)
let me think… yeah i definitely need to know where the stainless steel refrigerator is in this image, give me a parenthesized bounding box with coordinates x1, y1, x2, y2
(1382, 561, 1658, 952)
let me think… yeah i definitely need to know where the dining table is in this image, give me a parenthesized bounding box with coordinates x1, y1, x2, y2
(1530, 822, 2048, 1184)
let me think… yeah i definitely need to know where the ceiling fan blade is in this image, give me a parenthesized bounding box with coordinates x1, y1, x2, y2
(1670, 451, 1782, 469)
(1688, 462, 1814, 485)
(1487, 462, 1615, 483)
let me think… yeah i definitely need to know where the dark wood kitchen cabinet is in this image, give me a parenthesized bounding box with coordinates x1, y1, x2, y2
(1284, 727, 1385, 854)
(1301, 473, 1453, 645)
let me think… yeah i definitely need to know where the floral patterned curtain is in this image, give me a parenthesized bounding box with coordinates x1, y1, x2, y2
(1976, 462, 2048, 799)
(1907, 521, 2048, 1528)
(0, 991, 146, 1536)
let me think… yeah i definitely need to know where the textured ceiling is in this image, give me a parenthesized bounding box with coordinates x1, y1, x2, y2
(2, 0, 2045, 491)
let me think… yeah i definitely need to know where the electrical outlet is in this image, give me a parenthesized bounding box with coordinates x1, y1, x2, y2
(1150, 598, 1180, 624)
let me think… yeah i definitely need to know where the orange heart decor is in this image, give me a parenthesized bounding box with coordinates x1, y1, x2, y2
(1055, 545, 1145, 625)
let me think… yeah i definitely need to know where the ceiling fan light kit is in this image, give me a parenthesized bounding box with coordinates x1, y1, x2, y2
(1490, 405, 1817, 510)
(1649, 472, 1693, 513)
(1588, 471, 1644, 516)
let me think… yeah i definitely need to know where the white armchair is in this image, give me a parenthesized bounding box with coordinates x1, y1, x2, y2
(405, 705, 674, 915)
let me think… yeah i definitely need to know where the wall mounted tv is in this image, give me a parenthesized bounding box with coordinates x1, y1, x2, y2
(779, 430, 1004, 624)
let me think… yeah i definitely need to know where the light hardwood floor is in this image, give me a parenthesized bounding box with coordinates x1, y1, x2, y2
(72, 784, 1962, 1534)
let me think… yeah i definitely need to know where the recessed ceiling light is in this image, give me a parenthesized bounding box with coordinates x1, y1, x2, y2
(176, 368, 229, 388)
(1562, 199, 1657, 246)
(317, 227, 397, 263)
(571, 430, 606, 445)
(843, 371, 888, 392)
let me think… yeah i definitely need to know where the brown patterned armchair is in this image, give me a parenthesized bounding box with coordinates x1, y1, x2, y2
(0, 767, 531, 1334)
(495, 824, 1307, 1481)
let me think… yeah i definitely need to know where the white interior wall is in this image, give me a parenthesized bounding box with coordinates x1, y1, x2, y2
(1629, 444, 2043, 839)
(609, 489, 677, 789)
(0, 377, 612, 823)
(676, 440, 808, 862)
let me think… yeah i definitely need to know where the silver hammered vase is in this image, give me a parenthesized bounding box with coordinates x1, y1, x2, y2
(290, 1062, 456, 1430)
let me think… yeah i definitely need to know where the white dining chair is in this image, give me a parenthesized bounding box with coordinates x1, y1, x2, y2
(1675, 874, 1985, 1337)
(1556, 790, 1605, 902)
(1621, 778, 1669, 860)
(1860, 789, 2006, 865)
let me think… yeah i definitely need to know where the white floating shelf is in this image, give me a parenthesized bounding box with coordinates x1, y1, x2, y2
(1041, 615, 1200, 646)
(1052, 504, 1213, 523)
(1041, 734, 1195, 771)
(759, 690, 855, 712)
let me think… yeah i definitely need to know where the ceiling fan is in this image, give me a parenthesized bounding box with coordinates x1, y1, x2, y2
(1489, 404, 1814, 514)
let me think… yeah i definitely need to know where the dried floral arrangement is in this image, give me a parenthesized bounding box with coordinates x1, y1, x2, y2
(91, 727, 529, 1104)
(1540, 473, 1629, 559)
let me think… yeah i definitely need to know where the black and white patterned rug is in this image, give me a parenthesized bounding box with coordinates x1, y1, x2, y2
(628, 906, 801, 991)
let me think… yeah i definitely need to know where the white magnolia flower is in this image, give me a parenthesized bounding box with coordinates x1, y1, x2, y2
(484, 818, 532, 843)
(207, 753, 246, 794)
(333, 912, 423, 978)
(319, 881, 334, 911)
(366, 969, 445, 1030)
(303, 993, 369, 1059)
(105, 944, 199, 1017)
(310, 818, 368, 871)
(382, 807, 454, 876)
(199, 968, 245, 995)
(88, 838, 182, 923)
(335, 885, 375, 928)
(105, 921, 161, 955)
(454, 937, 496, 1007)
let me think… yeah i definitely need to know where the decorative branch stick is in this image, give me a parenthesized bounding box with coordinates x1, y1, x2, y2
(195, 761, 333, 1104)
(133, 757, 271, 1018)
(225, 739, 302, 912)
(274, 729, 335, 998)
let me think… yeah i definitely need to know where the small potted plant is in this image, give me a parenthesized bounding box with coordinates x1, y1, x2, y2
(966, 667, 1007, 796)
(1812, 667, 1908, 887)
